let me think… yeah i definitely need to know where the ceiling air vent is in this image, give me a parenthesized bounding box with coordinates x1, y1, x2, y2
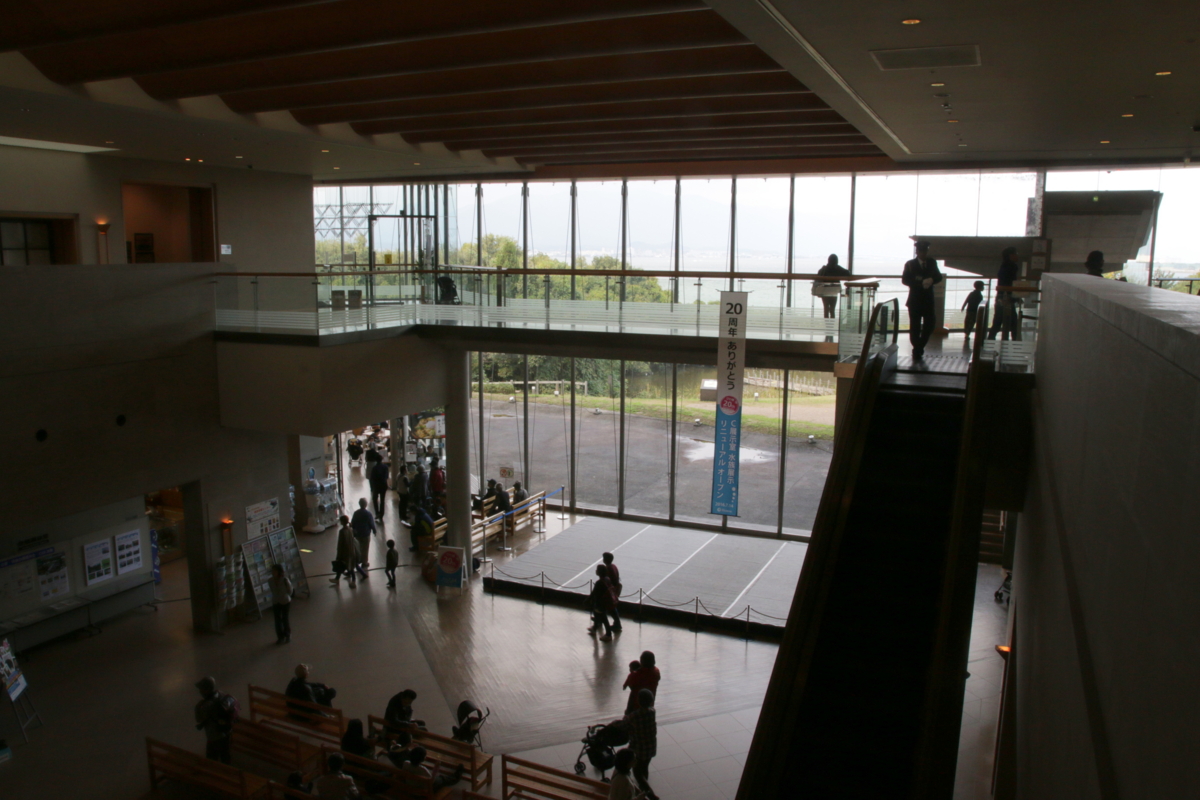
(871, 45, 981, 71)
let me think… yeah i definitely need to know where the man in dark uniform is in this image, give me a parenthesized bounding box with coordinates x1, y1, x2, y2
(901, 240, 943, 359)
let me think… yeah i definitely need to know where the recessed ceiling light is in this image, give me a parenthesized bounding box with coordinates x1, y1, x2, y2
(104, 140, 114, 144)
(1100, 140, 1111, 144)
(321, 149, 330, 153)
(333, 167, 340, 170)
(198, 159, 204, 162)
(947, 119, 960, 123)
(235, 155, 244, 158)
(185, 157, 191, 161)
(1155, 71, 1172, 76)
(931, 82, 946, 87)
(1121, 114, 1134, 118)
(902, 19, 921, 25)
(413, 162, 421, 166)
(958, 143, 968, 147)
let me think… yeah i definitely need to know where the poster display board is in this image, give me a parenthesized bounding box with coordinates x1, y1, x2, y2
(246, 498, 281, 539)
(36, 551, 70, 600)
(710, 291, 747, 517)
(0, 548, 47, 603)
(267, 527, 309, 598)
(435, 547, 466, 591)
(0, 638, 27, 701)
(83, 538, 114, 586)
(114, 530, 143, 575)
(215, 553, 245, 612)
(240, 535, 278, 612)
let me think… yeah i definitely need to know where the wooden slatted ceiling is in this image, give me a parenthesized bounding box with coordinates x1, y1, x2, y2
(8, 0, 886, 168)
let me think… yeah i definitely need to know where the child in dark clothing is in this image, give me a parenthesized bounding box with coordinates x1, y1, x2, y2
(385, 540, 399, 588)
(962, 281, 985, 340)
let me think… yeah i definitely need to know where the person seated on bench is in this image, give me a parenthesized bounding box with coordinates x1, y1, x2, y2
(402, 746, 466, 790)
(313, 752, 359, 799)
(474, 479, 498, 512)
(287, 663, 337, 720)
(340, 719, 382, 759)
(382, 730, 414, 768)
(409, 507, 434, 553)
(384, 688, 426, 733)
(494, 483, 513, 533)
(286, 771, 314, 795)
(511, 481, 529, 507)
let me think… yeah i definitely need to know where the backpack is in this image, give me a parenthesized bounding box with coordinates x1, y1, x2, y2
(215, 692, 240, 732)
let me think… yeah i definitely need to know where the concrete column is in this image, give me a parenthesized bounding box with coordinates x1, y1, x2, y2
(444, 349, 472, 550)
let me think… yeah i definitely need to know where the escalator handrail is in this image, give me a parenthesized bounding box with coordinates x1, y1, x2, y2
(856, 297, 900, 366)
(737, 300, 897, 799)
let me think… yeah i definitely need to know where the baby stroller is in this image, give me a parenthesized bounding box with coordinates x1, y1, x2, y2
(346, 437, 364, 468)
(436, 275, 461, 305)
(451, 700, 490, 749)
(574, 719, 629, 781)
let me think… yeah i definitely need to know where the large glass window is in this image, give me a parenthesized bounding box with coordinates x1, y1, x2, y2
(736, 177, 792, 311)
(852, 173, 918, 277)
(524, 356, 573, 498)
(672, 363, 720, 527)
(573, 358, 622, 512)
(526, 182, 571, 301)
(625, 180, 676, 304)
(621, 361, 672, 519)
(479, 182, 523, 270)
(575, 182, 623, 304)
(782, 371, 837, 536)
(735, 368, 784, 533)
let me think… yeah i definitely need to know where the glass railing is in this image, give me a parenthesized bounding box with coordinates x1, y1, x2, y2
(212, 267, 1040, 370)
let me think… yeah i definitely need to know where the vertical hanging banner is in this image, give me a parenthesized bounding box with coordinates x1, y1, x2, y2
(711, 291, 748, 516)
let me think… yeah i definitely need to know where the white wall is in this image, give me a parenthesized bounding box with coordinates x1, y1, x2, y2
(1015, 275, 1200, 798)
(0, 144, 312, 270)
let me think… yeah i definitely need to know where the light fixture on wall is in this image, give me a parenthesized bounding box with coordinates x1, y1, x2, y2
(96, 222, 111, 264)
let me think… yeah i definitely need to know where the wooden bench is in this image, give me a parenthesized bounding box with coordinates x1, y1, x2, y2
(321, 745, 455, 799)
(501, 754, 609, 800)
(418, 516, 449, 552)
(508, 491, 545, 533)
(248, 684, 346, 746)
(367, 715, 494, 791)
(231, 718, 323, 780)
(267, 782, 318, 800)
(146, 737, 269, 799)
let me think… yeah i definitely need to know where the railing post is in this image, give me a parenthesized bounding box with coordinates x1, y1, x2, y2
(558, 486, 569, 520)
(540, 571, 545, 605)
(692, 597, 700, 632)
(745, 605, 751, 641)
(639, 588, 644, 621)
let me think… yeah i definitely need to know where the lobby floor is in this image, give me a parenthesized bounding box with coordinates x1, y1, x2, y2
(1, 459, 1008, 799)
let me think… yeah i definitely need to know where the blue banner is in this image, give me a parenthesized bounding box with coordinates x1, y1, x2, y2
(711, 291, 748, 516)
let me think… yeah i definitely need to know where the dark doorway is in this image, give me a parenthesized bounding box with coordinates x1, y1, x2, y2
(121, 183, 216, 263)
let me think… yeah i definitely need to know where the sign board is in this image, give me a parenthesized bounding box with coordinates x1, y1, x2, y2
(404, 442, 418, 462)
(0, 638, 27, 701)
(498, 465, 516, 480)
(409, 411, 446, 439)
(267, 527, 309, 598)
(114, 530, 143, 575)
(220, 244, 232, 255)
(83, 538, 114, 586)
(710, 291, 747, 517)
(435, 547, 465, 590)
(240, 535, 277, 612)
(247, 498, 282, 538)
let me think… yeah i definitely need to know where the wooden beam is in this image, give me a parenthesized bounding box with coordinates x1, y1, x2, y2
(400, 110, 850, 144)
(292, 73, 809, 126)
(484, 135, 873, 159)
(22, 0, 705, 85)
(528, 155, 897, 180)
(520, 144, 884, 165)
(443, 123, 861, 151)
(139, 13, 751, 100)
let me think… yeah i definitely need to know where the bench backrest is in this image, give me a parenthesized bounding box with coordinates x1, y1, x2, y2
(321, 745, 435, 797)
(413, 727, 477, 767)
(502, 754, 608, 800)
(267, 782, 319, 800)
(231, 718, 321, 776)
(146, 737, 258, 799)
(248, 684, 345, 745)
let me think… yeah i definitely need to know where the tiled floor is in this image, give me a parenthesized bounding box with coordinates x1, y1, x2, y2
(1, 451, 1008, 800)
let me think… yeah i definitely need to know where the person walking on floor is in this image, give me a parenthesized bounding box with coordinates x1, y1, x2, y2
(962, 280, 985, 343)
(602, 552, 623, 633)
(395, 462, 411, 520)
(409, 464, 430, 511)
(269, 563, 293, 644)
(988, 247, 1022, 341)
(385, 540, 399, 588)
(350, 498, 375, 578)
(623, 651, 661, 713)
(369, 456, 390, 517)
(331, 515, 358, 587)
(624, 689, 660, 800)
(193, 676, 237, 764)
(589, 564, 618, 642)
(429, 461, 446, 507)
(902, 240, 943, 360)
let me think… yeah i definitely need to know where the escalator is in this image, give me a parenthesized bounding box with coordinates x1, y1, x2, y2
(739, 303, 993, 799)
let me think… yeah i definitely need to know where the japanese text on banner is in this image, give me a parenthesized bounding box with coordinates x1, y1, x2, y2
(711, 292, 747, 516)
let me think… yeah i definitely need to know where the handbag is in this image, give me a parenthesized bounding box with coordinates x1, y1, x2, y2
(331, 560, 346, 573)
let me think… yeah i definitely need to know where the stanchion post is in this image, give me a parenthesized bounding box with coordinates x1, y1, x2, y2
(540, 571, 545, 605)
(557, 485, 570, 520)
(489, 560, 494, 593)
(692, 597, 700, 632)
(745, 606, 751, 641)
(639, 588, 644, 621)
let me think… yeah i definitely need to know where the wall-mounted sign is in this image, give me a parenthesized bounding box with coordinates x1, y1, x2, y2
(220, 244, 232, 255)
(84, 538, 114, 586)
(115, 530, 143, 575)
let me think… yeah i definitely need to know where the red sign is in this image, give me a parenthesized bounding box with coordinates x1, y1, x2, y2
(719, 395, 740, 414)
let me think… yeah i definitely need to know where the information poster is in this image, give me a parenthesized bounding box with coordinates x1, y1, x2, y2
(0, 638, 27, 701)
(710, 291, 747, 517)
(83, 538, 114, 586)
(247, 498, 282, 539)
(37, 551, 70, 599)
(410, 411, 446, 439)
(240, 535, 277, 611)
(0, 548, 46, 601)
(267, 527, 309, 597)
(115, 530, 143, 575)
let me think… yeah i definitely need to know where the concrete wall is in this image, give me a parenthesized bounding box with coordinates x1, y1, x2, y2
(0, 144, 312, 270)
(0, 264, 292, 630)
(1014, 274, 1200, 798)
(216, 337, 450, 436)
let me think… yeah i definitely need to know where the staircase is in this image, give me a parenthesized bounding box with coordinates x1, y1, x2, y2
(979, 510, 1006, 564)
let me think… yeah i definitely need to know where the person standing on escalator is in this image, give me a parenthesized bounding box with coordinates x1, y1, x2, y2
(902, 240, 943, 360)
